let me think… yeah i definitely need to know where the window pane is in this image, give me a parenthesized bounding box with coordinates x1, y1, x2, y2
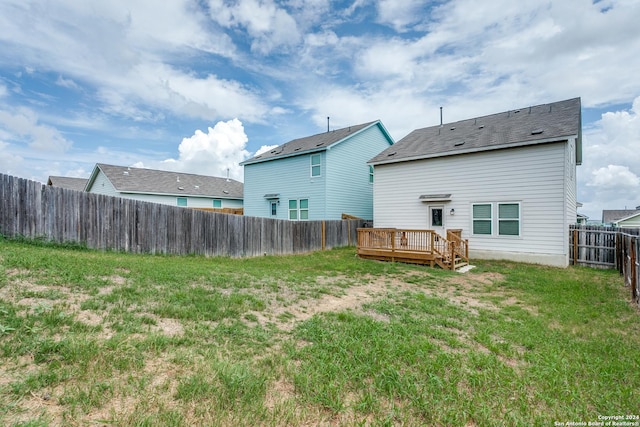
(499, 203, 519, 219)
(213, 199, 222, 208)
(271, 202, 277, 216)
(473, 204, 491, 219)
(300, 210, 308, 220)
(499, 220, 519, 236)
(289, 210, 297, 220)
(300, 199, 308, 209)
(369, 165, 374, 183)
(473, 220, 491, 235)
(289, 200, 297, 209)
(311, 154, 321, 177)
(431, 208, 443, 226)
(177, 197, 187, 207)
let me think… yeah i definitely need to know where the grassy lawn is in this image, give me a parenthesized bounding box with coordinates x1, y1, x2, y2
(0, 237, 639, 426)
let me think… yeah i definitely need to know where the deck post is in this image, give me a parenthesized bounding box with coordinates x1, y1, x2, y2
(391, 229, 396, 262)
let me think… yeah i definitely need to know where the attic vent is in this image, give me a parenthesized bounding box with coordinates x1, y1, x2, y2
(514, 109, 520, 113)
(223, 190, 229, 194)
(387, 151, 397, 157)
(450, 127, 456, 131)
(255, 155, 262, 159)
(294, 147, 301, 151)
(194, 185, 199, 189)
(123, 171, 129, 175)
(454, 141, 465, 147)
(531, 129, 544, 135)
(316, 142, 324, 146)
(178, 186, 184, 191)
(270, 150, 277, 154)
(478, 125, 485, 129)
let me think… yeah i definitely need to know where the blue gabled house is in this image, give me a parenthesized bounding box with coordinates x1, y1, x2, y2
(240, 120, 394, 220)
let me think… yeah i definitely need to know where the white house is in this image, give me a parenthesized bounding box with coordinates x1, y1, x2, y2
(85, 163, 244, 210)
(368, 97, 582, 267)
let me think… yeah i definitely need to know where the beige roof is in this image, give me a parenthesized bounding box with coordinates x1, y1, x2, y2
(370, 98, 582, 165)
(87, 163, 243, 199)
(47, 176, 89, 191)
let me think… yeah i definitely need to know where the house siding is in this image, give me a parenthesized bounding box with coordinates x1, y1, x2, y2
(617, 215, 640, 227)
(243, 153, 327, 220)
(325, 124, 391, 220)
(373, 141, 570, 266)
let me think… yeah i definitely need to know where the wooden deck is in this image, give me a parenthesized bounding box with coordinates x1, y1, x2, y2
(357, 228, 469, 270)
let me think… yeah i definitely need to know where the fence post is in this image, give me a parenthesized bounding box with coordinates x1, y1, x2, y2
(573, 228, 578, 266)
(322, 220, 326, 251)
(632, 237, 637, 305)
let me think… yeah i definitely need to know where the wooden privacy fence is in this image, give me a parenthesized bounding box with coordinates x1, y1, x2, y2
(0, 173, 364, 257)
(570, 225, 640, 306)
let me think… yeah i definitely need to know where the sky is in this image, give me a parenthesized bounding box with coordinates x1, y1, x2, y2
(0, 0, 639, 222)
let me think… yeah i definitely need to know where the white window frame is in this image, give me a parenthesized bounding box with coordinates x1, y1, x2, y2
(369, 165, 374, 184)
(310, 154, 321, 177)
(270, 201, 277, 217)
(497, 202, 520, 236)
(471, 202, 521, 237)
(289, 198, 309, 221)
(472, 203, 492, 235)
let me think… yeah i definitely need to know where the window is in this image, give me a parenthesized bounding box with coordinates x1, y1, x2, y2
(311, 154, 321, 177)
(498, 203, 520, 236)
(472, 204, 492, 235)
(177, 197, 187, 207)
(213, 199, 222, 208)
(431, 207, 443, 227)
(270, 202, 277, 216)
(289, 198, 309, 221)
(369, 165, 374, 184)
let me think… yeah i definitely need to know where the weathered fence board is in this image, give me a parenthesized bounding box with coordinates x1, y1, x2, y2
(0, 173, 364, 258)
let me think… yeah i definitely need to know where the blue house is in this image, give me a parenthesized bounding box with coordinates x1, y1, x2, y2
(240, 120, 394, 220)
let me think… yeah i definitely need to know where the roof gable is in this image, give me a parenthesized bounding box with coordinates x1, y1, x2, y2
(86, 164, 243, 199)
(241, 120, 392, 166)
(47, 176, 89, 191)
(603, 209, 640, 224)
(369, 98, 582, 165)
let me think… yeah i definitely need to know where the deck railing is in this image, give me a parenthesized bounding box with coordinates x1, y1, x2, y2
(357, 228, 469, 270)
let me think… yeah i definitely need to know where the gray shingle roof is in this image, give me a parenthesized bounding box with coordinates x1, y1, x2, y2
(241, 120, 381, 165)
(90, 164, 243, 199)
(369, 98, 581, 165)
(602, 209, 640, 224)
(47, 176, 89, 191)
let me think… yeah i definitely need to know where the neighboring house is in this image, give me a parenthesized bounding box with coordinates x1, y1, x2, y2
(47, 176, 88, 191)
(368, 97, 582, 267)
(602, 208, 640, 227)
(576, 213, 589, 225)
(85, 163, 243, 210)
(240, 120, 394, 220)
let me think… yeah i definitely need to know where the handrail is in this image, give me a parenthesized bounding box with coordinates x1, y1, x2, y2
(357, 228, 469, 270)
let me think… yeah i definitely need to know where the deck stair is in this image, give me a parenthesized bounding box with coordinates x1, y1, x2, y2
(357, 228, 469, 271)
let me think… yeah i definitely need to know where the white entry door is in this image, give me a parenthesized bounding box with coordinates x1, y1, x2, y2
(429, 206, 445, 236)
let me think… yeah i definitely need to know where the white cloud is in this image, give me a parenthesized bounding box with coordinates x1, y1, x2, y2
(588, 165, 640, 189)
(254, 144, 279, 156)
(208, 0, 301, 54)
(0, 108, 72, 152)
(578, 96, 640, 219)
(376, 0, 426, 31)
(138, 119, 250, 181)
(0, 140, 24, 175)
(55, 76, 80, 90)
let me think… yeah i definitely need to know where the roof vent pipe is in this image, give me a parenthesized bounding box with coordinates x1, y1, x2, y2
(327, 116, 330, 133)
(440, 107, 443, 126)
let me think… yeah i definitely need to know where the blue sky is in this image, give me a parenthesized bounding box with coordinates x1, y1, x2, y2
(1, 0, 639, 221)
